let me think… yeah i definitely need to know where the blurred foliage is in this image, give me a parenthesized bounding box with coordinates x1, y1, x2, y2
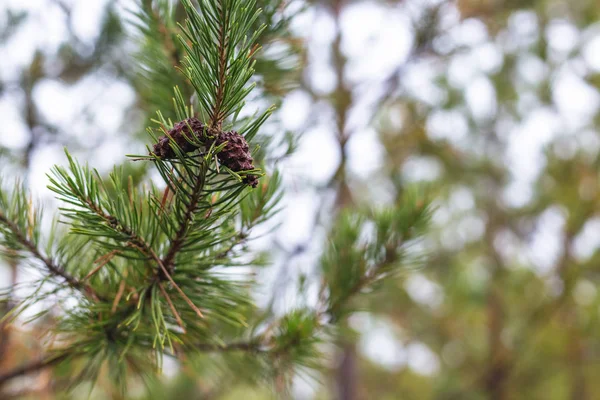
(337, 0, 600, 399)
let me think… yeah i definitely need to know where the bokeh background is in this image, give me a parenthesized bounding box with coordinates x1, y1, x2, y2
(2, 0, 600, 398)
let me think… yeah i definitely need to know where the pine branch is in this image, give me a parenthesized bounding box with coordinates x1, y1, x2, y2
(0, 340, 264, 387)
(58, 177, 157, 266)
(212, 1, 229, 128)
(66, 189, 206, 318)
(0, 353, 70, 387)
(192, 341, 262, 352)
(161, 160, 208, 275)
(321, 194, 432, 321)
(0, 211, 99, 301)
(326, 252, 396, 320)
(215, 231, 247, 259)
(179, 0, 265, 127)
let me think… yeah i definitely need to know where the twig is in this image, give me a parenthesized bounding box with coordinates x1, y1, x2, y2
(160, 164, 207, 275)
(158, 282, 186, 333)
(0, 339, 262, 388)
(211, 1, 230, 128)
(0, 353, 71, 387)
(72, 191, 206, 320)
(111, 273, 127, 314)
(193, 341, 261, 352)
(0, 212, 100, 301)
(156, 259, 204, 318)
(84, 250, 120, 281)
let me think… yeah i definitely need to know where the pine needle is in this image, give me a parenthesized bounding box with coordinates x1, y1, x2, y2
(85, 250, 121, 281)
(157, 260, 204, 318)
(158, 281, 186, 333)
(112, 271, 128, 314)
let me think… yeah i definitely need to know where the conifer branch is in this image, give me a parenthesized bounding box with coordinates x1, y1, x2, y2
(72, 199, 204, 318)
(326, 257, 392, 320)
(0, 211, 99, 300)
(161, 161, 208, 275)
(0, 353, 70, 387)
(0, 339, 263, 387)
(212, 1, 229, 129)
(158, 281, 186, 331)
(54, 174, 206, 317)
(155, 256, 204, 318)
(72, 193, 160, 269)
(192, 340, 261, 352)
(215, 232, 247, 259)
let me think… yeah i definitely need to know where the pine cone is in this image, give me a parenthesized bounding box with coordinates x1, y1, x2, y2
(152, 118, 258, 187)
(152, 118, 208, 158)
(215, 130, 258, 188)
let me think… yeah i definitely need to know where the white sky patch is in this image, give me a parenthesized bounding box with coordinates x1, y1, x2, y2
(162, 357, 181, 379)
(406, 342, 440, 376)
(358, 317, 407, 371)
(280, 90, 313, 131)
(456, 214, 486, 243)
(426, 109, 468, 142)
(34, 79, 80, 125)
(71, 0, 110, 43)
(0, 96, 29, 149)
(447, 52, 479, 88)
(34, 74, 135, 146)
(450, 17, 489, 47)
(505, 11, 539, 51)
(308, 10, 337, 45)
(287, 123, 341, 185)
(89, 79, 136, 133)
(0, 17, 38, 79)
(277, 190, 322, 245)
(465, 76, 497, 121)
(472, 42, 504, 74)
(505, 107, 559, 207)
(448, 186, 475, 212)
(517, 54, 549, 86)
(93, 135, 131, 171)
(346, 127, 384, 179)
(403, 60, 447, 105)
(404, 273, 444, 309)
(305, 58, 337, 95)
(29, 143, 65, 200)
(572, 217, 600, 262)
(528, 207, 566, 275)
(546, 19, 580, 55)
(494, 229, 528, 267)
(553, 71, 600, 130)
(5, 0, 46, 10)
(341, 3, 413, 83)
(302, 10, 336, 95)
(582, 33, 600, 71)
(402, 156, 442, 182)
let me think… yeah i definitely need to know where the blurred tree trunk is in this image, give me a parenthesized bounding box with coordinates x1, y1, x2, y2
(559, 233, 588, 400)
(328, 0, 359, 395)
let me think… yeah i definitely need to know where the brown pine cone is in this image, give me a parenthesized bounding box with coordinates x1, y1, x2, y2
(214, 130, 258, 187)
(152, 118, 208, 158)
(152, 118, 258, 187)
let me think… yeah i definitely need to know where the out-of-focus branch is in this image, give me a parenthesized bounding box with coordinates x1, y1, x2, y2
(0, 211, 100, 300)
(0, 353, 70, 388)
